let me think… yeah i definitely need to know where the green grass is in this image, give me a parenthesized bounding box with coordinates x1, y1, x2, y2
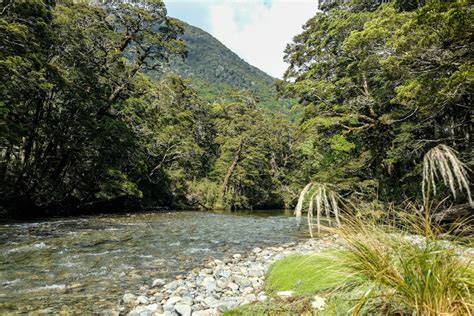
(224, 252, 358, 316)
(225, 216, 474, 315)
(335, 212, 474, 315)
(265, 252, 353, 295)
(222, 299, 312, 316)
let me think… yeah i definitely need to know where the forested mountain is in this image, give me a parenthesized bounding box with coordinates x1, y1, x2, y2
(166, 21, 292, 113)
(170, 22, 273, 90)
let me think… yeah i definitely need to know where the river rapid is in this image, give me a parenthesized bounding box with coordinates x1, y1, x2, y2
(0, 210, 306, 314)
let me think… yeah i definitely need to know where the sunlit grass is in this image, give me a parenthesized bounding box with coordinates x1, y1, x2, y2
(265, 252, 353, 295)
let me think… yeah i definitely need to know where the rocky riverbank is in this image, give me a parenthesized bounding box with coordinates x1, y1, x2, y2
(119, 236, 342, 316)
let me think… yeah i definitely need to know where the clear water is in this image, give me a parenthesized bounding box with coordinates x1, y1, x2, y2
(0, 210, 305, 314)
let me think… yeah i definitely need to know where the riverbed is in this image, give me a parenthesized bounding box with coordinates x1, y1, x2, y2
(0, 210, 306, 314)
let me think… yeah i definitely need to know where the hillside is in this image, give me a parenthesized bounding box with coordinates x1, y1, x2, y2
(168, 21, 293, 113)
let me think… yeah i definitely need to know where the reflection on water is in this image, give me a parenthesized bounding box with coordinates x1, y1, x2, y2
(0, 210, 304, 313)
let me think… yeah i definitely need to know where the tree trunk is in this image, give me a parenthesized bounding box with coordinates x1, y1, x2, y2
(221, 138, 244, 198)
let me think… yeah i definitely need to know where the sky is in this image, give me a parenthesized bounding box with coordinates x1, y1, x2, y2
(164, 0, 319, 79)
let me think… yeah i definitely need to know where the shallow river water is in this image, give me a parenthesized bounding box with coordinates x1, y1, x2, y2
(0, 210, 305, 314)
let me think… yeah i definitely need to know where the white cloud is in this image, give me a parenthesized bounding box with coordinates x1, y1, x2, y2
(208, 0, 318, 78)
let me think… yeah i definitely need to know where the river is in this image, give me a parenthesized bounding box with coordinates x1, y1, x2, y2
(0, 210, 305, 314)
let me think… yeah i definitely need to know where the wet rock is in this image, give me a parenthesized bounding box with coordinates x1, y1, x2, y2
(164, 281, 183, 291)
(232, 254, 241, 259)
(123, 293, 137, 304)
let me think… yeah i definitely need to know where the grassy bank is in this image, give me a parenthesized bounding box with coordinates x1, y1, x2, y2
(225, 219, 474, 315)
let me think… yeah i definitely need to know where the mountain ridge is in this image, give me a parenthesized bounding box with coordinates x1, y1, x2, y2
(166, 19, 292, 113)
(170, 21, 276, 88)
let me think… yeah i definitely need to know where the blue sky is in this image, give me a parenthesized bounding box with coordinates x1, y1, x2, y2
(164, 0, 319, 78)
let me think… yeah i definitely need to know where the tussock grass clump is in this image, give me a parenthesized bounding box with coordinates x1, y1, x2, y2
(265, 252, 353, 295)
(422, 144, 472, 206)
(337, 214, 474, 315)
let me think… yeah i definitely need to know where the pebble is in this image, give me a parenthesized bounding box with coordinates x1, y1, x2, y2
(174, 303, 191, 316)
(311, 295, 326, 310)
(136, 296, 149, 304)
(277, 291, 294, 298)
(227, 282, 238, 291)
(120, 237, 341, 314)
(123, 293, 137, 304)
(152, 278, 166, 287)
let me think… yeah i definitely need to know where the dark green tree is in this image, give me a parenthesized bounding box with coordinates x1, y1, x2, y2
(283, 1, 472, 204)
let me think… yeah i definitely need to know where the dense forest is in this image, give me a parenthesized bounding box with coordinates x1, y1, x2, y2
(0, 0, 472, 218)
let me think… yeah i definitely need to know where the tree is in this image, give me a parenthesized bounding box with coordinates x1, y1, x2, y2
(0, 0, 185, 214)
(284, 1, 472, 204)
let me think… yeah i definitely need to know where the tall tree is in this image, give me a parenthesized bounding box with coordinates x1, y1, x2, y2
(283, 1, 472, 203)
(0, 0, 185, 214)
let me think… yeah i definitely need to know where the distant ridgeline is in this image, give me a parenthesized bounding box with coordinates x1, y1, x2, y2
(167, 22, 293, 114)
(93, 0, 294, 114)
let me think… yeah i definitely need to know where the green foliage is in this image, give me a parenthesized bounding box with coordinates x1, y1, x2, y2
(223, 299, 314, 316)
(0, 0, 300, 215)
(209, 92, 299, 210)
(284, 1, 473, 203)
(0, 0, 185, 213)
